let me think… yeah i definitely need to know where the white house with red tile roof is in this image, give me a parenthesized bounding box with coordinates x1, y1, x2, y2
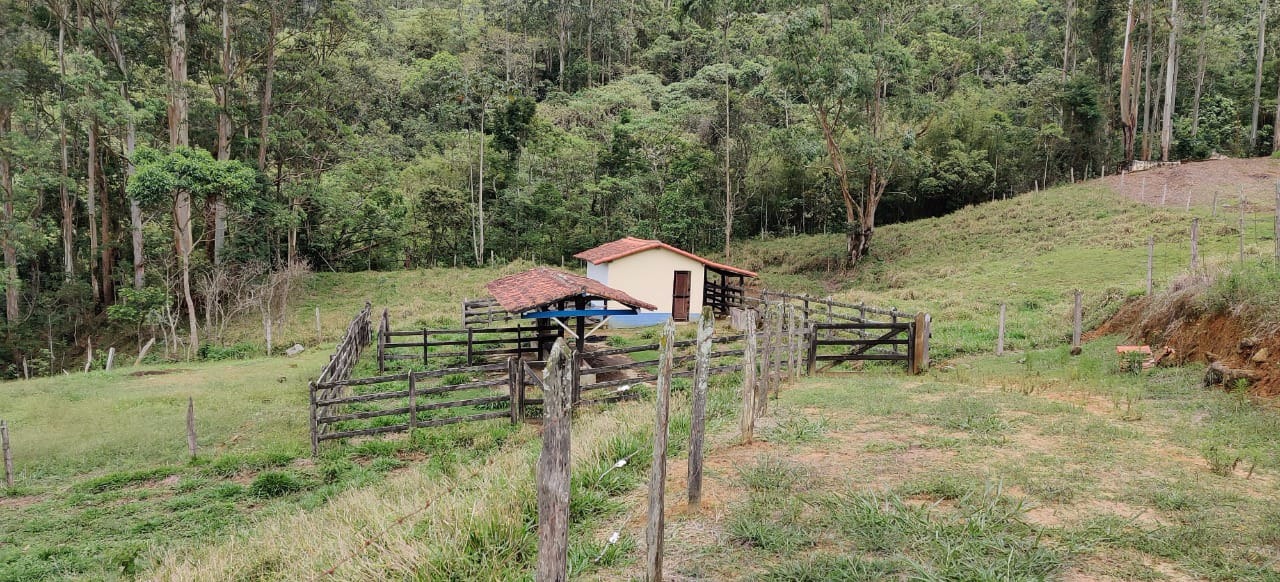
(574, 237, 756, 327)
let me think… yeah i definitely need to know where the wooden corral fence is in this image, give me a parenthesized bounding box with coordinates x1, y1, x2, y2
(740, 290, 931, 374)
(310, 324, 751, 453)
(308, 302, 374, 454)
(376, 309, 558, 373)
(461, 297, 518, 327)
(311, 362, 513, 448)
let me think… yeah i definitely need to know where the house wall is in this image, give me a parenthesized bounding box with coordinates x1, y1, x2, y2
(603, 249, 705, 325)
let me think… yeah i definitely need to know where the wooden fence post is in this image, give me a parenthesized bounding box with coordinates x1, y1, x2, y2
(186, 397, 197, 459)
(805, 323, 818, 374)
(309, 382, 319, 456)
(1212, 190, 1218, 217)
(688, 308, 714, 509)
(910, 312, 927, 375)
(1161, 182, 1167, 205)
(21, 358, 29, 380)
(315, 306, 322, 345)
(741, 310, 758, 444)
(1071, 290, 1083, 354)
(466, 328, 475, 366)
(536, 339, 573, 582)
(759, 307, 775, 415)
(408, 373, 418, 431)
(1, 420, 12, 488)
(134, 337, 155, 367)
(1274, 182, 1279, 265)
(1146, 236, 1155, 296)
(646, 319, 676, 582)
(996, 303, 1007, 356)
(84, 338, 92, 373)
(105, 348, 115, 371)
(507, 357, 520, 425)
(783, 305, 793, 383)
(1190, 218, 1200, 270)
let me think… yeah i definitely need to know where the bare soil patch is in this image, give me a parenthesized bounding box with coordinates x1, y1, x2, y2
(1099, 157, 1280, 209)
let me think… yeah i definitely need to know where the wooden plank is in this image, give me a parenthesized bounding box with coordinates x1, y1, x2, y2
(814, 354, 910, 362)
(813, 338, 910, 347)
(646, 320, 676, 582)
(1071, 290, 1083, 350)
(688, 307, 714, 509)
(309, 382, 319, 456)
(536, 339, 573, 582)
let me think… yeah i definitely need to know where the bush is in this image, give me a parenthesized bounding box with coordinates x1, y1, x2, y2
(198, 342, 256, 361)
(249, 471, 307, 497)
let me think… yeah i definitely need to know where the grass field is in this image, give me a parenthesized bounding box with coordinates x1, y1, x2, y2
(592, 341, 1280, 581)
(5, 165, 1280, 580)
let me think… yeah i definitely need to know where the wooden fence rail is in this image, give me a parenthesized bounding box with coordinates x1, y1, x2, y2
(309, 302, 374, 455)
(377, 317, 558, 372)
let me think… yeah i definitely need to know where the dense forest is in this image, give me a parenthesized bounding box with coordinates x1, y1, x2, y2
(0, 0, 1275, 371)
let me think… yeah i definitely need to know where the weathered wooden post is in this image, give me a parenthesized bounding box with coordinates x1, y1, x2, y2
(741, 310, 758, 444)
(1146, 236, 1155, 296)
(996, 303, 1007, 356)
(408, 373, 418, 431)
(1190, 218, 1200, 269)
(688, 308, 714, 508)
(309, 382, 319, 456)
(757, 306, 773, 416)
(1275, 182, 1280, 265)
(646, 320, 676, 582)
(186, 397, 197, 459)
(783, 305, 793, 383)
(1071, 290, 1083, 354)
(908, 312, 925, 375)
(21, 358, 29, 380)
(1212, 190, 1219, 217)
(315, 306, 322, 344)
(536, 339, 573, 582)
(1161, 182, 1167, 205)
(1, 420, 12, 488)
(84, 338, 93, 373)
(805, 322, 818, 374)
(1141, 176, 1147, 201)
(507, 357, 520, 425)
(105, 348, 115, 371)
(135, 337, 155, 367)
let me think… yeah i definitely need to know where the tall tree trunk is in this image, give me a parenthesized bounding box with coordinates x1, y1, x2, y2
(1251, 0, 1268, 151)
(97, 12, 146, 289)
(1140, 0, 1155, 161)
(1160, 0, 1179, 162)
(557, 1, 569, 90)
(723, 65, 733, 259)
(1119, 0, 1137, 167)
(88, 118, 100, 302)
(1062, 0, 1074, 81)
(96, 120, 114, 304)
(1, 107, 17, 323)
(168, 0, 198, 353)
(1190, 0, 1209, 136)
(258, 6, 279, 173)
(213, 0, 233, 265)
(477, 107, 486, 265)
(56, 4, 74, 278)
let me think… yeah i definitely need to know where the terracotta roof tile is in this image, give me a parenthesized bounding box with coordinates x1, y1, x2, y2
(485, 267, 658, 315)
(573, 237, 758, 277)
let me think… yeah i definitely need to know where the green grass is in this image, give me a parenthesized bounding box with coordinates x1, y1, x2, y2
(734, 183, 1277, 359)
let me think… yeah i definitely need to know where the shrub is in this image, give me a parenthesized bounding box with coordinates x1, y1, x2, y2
(249, 471, 307, 497)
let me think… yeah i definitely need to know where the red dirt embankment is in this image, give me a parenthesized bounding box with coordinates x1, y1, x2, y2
(1093, 297, 1280, 396)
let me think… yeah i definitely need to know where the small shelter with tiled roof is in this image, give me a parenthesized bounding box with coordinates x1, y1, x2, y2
(485, 267, 658, 356)
(574, 237, 756, 327)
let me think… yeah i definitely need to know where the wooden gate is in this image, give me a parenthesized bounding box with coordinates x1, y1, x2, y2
(805, 320, 925, 374)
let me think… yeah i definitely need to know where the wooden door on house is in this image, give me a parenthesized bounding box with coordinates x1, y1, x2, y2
(672, 270, 691, 321)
